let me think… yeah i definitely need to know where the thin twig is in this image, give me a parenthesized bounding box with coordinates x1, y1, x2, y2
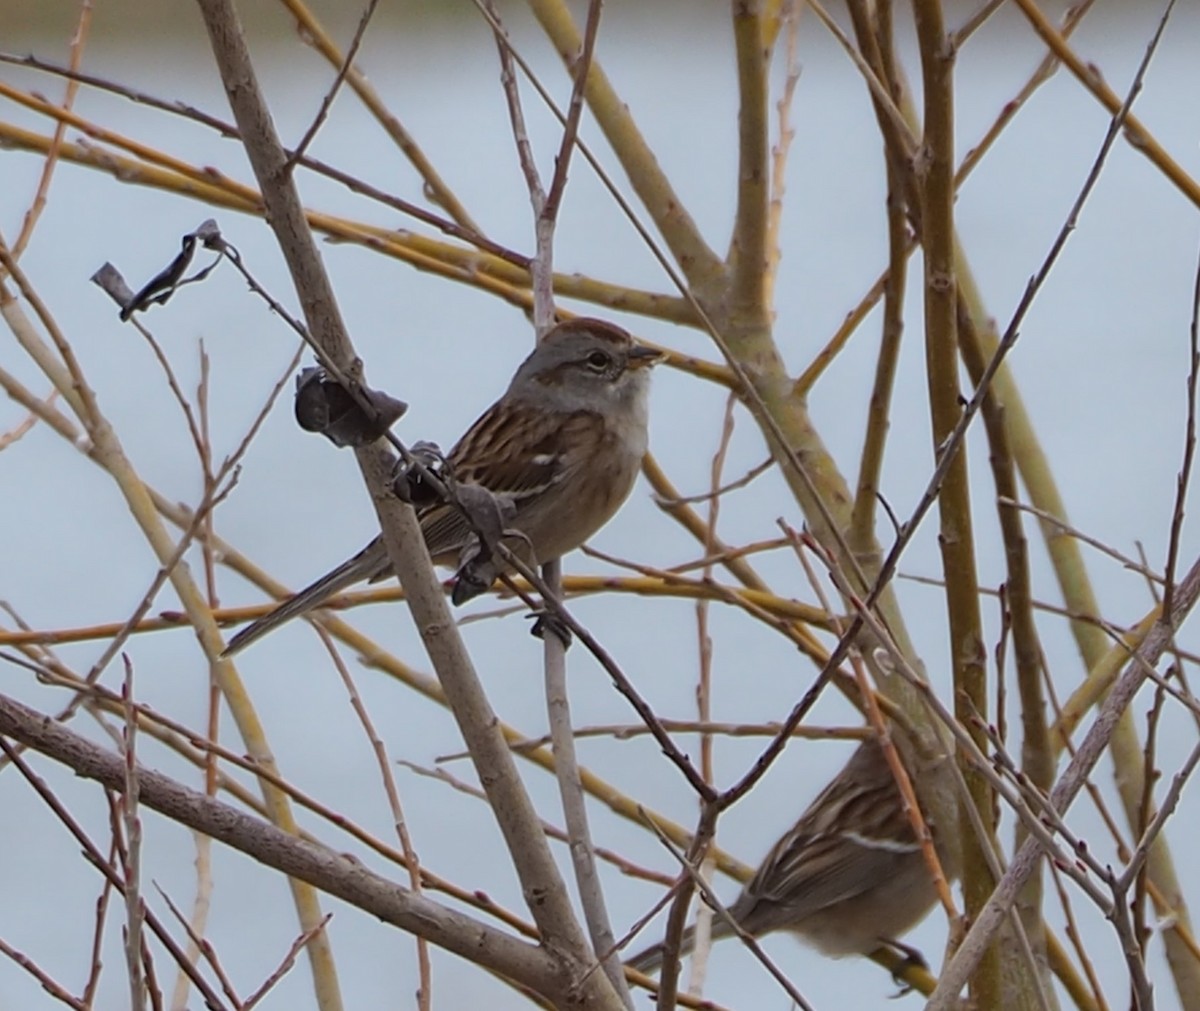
(1000, 498, 1164, 584)
(322, 633, 432, 1011)
(120, 658, 146, 1011)
(1119, 736, 1200, 893)
(7, 1, 93, 260)
(641, 815, 815, 1011)
(929, 554, 1200, 1007)
(155, 884, 243, 1008)
(651, 455, 774, 506)
(0, 736, 232, 1011)
(0, 936, 89, 1011)
(285, 0, 380, 171)
(243, 915, 334, 1010)
(1163, 215, 1200, 620)
(399, 759, 675, 886)
(82, 848, 116, 1007)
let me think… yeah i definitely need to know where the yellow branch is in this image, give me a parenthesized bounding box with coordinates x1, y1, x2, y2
(0, 93, 699, 325)
(1011, 0, 1200, 209)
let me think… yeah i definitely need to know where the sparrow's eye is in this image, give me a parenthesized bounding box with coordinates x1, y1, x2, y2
(585, 350, 612, 372)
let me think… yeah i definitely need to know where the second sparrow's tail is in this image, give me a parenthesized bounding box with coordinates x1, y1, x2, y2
(626, 918, 737, 974)
(221, 538, 390, 657)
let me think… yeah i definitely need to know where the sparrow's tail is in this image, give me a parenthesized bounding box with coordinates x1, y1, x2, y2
(221, 538, 390, 657)
(627, 917, 736, 974)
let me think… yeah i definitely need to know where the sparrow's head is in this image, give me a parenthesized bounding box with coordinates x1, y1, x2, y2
(507, 318, 663, 413)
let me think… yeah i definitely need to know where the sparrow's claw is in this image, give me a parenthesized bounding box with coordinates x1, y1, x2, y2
(882, 938, 927, 996)
(527, 609, 572, 649)
(450, 558, 494, 604)
(391, 441, 446, 507)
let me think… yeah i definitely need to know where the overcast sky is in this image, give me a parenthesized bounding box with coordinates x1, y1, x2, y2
(3, 3, 1200, 1009)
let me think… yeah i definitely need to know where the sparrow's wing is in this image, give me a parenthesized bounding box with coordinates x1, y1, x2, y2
(419, 401, 605, 559)
(733, 744, 919, 928)
(223, 404, 608, 654)
(741, 822, 917, 923)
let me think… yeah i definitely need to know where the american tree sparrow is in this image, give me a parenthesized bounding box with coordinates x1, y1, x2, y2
(224, 318, 662, 656)
(628, 738, 958, 971)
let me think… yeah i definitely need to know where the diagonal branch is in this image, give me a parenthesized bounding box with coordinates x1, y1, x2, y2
(194, 4, 618, 1006)
(929, 551, 1200, 1009)
(0, 693, 571, 999)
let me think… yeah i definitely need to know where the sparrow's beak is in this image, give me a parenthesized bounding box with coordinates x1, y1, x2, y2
(627, 344, 666, 369)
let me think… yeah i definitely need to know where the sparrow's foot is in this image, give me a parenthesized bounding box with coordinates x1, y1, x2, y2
(527, 609, 572, 649)
(450, 564, 493, 605)
(390, 441, 446, 507)
(881, 938, 928, 997)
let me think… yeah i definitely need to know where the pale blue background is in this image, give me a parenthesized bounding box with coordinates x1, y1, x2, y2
(2, 2, 1199, 1009)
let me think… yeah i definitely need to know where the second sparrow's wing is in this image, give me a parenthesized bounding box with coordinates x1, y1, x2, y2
(418, 401, 605, 559)
(731, 743, 919, 932)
